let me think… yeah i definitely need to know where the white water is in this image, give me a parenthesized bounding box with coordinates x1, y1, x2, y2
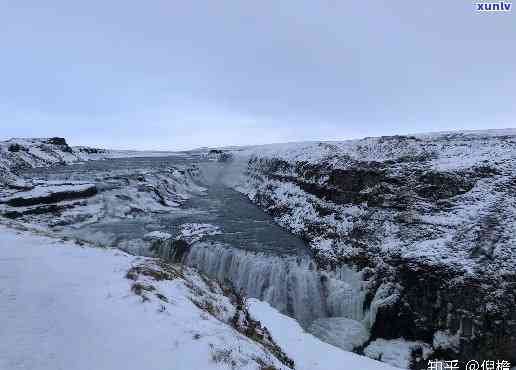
(183, 242, 368, 328)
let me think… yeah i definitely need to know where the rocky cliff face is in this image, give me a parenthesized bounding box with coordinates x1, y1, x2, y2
(237, 131, 516, 366)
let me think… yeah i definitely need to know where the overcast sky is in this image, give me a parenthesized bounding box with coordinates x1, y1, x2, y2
(1, 1, 515, 150)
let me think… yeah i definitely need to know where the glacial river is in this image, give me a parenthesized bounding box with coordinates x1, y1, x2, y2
(22, 155, 370, 340)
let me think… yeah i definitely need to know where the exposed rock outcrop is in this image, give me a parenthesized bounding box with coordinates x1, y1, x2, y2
(2, 184, 98, 207)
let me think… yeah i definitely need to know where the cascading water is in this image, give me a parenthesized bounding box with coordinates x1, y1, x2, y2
(183, 242, 327, 326)
(180, 241, 369, 330)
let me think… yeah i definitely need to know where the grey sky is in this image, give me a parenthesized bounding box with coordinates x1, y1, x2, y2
(1, 1, 515, 150)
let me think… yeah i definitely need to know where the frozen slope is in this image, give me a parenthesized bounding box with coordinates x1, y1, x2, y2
(0, 224, 292, 370)
(247, 299, 397, 370)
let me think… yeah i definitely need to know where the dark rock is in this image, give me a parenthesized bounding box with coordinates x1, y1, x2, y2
(46, 137, 68, 146)
(218, 153, 233, 162)
(75, 147, 105, 154)
(2, 203, 72, 219)
(370, 258, 516, 364)
(45, 137, 73, 153)
(6, 185, 97, 207)
(7, 143, 23, 152)
(171, 239, 191, 262)
(416, 172, 474, 200)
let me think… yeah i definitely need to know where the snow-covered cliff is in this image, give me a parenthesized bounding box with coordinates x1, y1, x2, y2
(234, 130, 516, 364)
(0, 137, 108, 188)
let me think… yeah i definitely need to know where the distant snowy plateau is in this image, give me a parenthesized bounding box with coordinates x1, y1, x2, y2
(1, 131, 515, 370)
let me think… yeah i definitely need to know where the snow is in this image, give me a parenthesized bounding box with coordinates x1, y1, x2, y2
(144, 231, 173, 241)
(2, 132, 515, 369)
(0, 223, 405, 370)
(229, 129, 516, 172)
(363, 339, 433, 369)
(0, 137, 186, 192)
(177, 223, 222, 244)
(432, 330, 460, 352)
(0, 138, 103, 189)
(247, 298, 399, 370)
(1, 183, 96, 203)
(0, 224, 289, 370)
(2, 165, 205, 245)
(308, 317, 369, 351)
(230, 129, 516, 278)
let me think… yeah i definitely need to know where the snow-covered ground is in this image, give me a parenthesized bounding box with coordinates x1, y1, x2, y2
(247, 299, 397, 370)
(0, 224, 290, 370)
(1, 182, 97, 206)
(229, 128, 516, 170)
(0, 138, 104, 189)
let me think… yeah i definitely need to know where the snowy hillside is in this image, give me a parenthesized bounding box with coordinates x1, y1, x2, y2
(0, 137, 180, 189)
(0, 137, 107, 188)
(0, 223, 290, 370)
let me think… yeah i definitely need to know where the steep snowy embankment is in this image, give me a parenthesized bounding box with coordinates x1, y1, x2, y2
(247, 299, 400, 370)
(0, 224, 296, 370)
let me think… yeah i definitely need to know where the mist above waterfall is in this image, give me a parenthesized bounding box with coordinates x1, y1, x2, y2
(196, 154, 250, 189)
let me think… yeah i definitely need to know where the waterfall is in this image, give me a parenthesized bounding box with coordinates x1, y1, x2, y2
(182, 242, 368, 328)
(324, 266, 367, 322)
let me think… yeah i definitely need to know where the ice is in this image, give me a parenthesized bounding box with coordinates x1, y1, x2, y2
(144, 231, 173, 240)
(177, 223, 221, 244)
(364, 338, 433, 369)
(432, 330, 461, 352)
(308, 317, 369, 351)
